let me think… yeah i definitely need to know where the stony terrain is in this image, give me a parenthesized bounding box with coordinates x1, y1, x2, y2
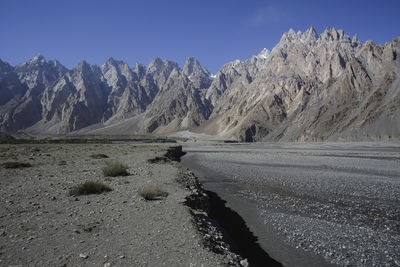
(1, 27, 399, 141)
(0, 142, 241, 266)
(182, 142, 400, 267)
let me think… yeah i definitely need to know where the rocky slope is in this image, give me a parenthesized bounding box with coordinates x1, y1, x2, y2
(204, 27, 400, 141)
(0, 27, 399, 141)
(0, 55, 212, 135)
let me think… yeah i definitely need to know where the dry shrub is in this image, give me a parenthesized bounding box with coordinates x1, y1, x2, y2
(90, 153, 109, 159)
(69, 181, 112, 196)
(102, 161, 129, 177)
(138, 186, 168, 200)
(2, 162, 32, 169)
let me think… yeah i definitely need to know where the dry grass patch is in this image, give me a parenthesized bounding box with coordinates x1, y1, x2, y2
(2, 161, 32, 169)
(90, 153, 109, 159)
(147, 156, 168, 164)
(102, 161, 129, 177)
(138, 186, 168, 200)
(69, 181, 112, 196)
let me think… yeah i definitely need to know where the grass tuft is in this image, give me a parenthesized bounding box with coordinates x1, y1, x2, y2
(102, 161, 129, 177)
(69, 181, 112, 196)
(138, 186, 168, 200)
(90, 153, 109, 159)
(147, 156, 168, 164)
(2, 162, 32, 169)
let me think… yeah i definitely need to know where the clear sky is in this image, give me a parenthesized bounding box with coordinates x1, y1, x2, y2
(1, 0, 399, 73)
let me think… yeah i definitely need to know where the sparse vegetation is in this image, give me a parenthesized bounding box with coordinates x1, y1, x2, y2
(102, 161, 129, 177)
(90, 153, 109, 159)
(2, 161, 32, 169)
(147, 156, 168, 164)
(138, 186, 168, 200)
(69, 181, 112, 196)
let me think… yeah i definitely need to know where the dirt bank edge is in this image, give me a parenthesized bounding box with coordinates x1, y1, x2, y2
(176, 166, 246, 266)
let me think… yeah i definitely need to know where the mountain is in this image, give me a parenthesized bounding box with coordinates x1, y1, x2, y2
(204, 28, 399, 141)
(0, 54, 213, 135)
(0, 54, 68, 132)
(0, 27, 399, 141)
(183, 57, 213, 90)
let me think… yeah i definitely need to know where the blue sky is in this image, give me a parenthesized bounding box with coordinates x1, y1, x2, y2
(1, 0, 399, 73)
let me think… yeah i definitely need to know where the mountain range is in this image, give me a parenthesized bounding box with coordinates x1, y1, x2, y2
(1, 27, 399, 141)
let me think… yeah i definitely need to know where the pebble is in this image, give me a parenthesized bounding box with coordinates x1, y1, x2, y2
(79, 253, 88, 259)
(240, 258, 249, 267)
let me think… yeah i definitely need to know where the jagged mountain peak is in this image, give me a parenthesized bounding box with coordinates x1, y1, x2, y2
(48, 59, 64, 68)
(133, 62, 146, 79)
(257, 48, 270, 59)
(0, 59, 13, 72)
(0, 28, 398, 141)
(279, 27, 352, 45)
(147, 58, 179, 73)
(101, 57, 130, 71)
(104, 57, 118, 66)
(15, 53, 47, 69)
(182, 57, 212, 89)
(279, 28, 303, 43)
(301, 26, 319, 42)
(319, 27, 350, 42)
(183, 57, 210, 76)
(305, 26, 318, 35)
(31, 53, 46, 64)
(183, 57, 200, 73)
(134, 62, 145, 69)
(75, 60, 93, 73)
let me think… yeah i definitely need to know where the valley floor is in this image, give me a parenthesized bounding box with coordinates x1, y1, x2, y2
(0, 142, 238, 266)
(182, 142, 400, 267)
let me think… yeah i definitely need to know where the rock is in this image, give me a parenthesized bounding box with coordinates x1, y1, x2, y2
(240, 258, 249, 267)
(79, 253, 88, 259)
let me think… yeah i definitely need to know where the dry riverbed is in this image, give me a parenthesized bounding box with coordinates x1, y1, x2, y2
(0, 142, 241, 266)
(182, 142, 400, 267)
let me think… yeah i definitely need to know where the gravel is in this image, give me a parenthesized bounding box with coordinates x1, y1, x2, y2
(182, 142, 400, 267)
(0, 142, 236, 266)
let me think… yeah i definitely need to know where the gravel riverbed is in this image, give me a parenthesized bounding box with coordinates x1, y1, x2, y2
(182, 142, 400, 267)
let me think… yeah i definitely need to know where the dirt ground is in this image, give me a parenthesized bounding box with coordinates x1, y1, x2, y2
(0, 142, 235, 266)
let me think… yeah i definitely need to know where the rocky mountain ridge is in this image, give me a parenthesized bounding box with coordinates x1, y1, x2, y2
(1, 27, 399, 141)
